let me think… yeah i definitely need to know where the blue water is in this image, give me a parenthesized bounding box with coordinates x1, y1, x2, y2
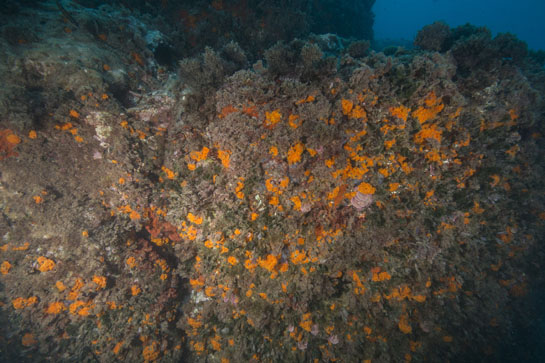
(374, 0, 545, 51)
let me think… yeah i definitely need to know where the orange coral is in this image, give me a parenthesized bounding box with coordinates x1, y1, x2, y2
(384, 139, 396, 149)
(161, 166, 175, 179)
(299, 313, 313, 332)
(414, 123, 442, 144)
(371, 267, 391, 282)
(341, 99, 366, 119)
(118, 205, 141, 220)
(190, 146, 210, 162)
(21, 333, 37, 347)
(205, 286, 216, 297)
(242, 105, 259, 118)
(11, 242, 29, 251)
(357, 182, 376, 195)
(113, 341, 124, 355)
(219, 105, 237, 118)
(350, 105, 367, 119)
(1, 261, 12, 274)
(258, 254, 278, 273)
(295, 95, 315, 105)
(92, 275, 107, 289)
(288, 114, 301, 129)
(12, 296, 38, 309)
(217, 149, 231, 168)
(131, 285, 142, 296)
(509, 108, 519, 120)
(235, 181, 245, 199)
(341, 99, 354, 115)
(126, 256, 137, 268)
(0, 129, 21, 160)
(131, 52, 145, 66)
(472, 201, 485, 214)
(193, 341, 205, 352)
(412, 92, 444, 124)
(290, 196, 302, 211)
(69, 300, 93, 316)
(210, 335, 222, 351)
(352, 271, 366, 295)
(290, 249, 309, 265)
(37, 256, 55, 272)
(56, 281, 66, 291)
(398, 311, 412, 334)
(55, 122, 73, 131)
(287, 142, 304, 165)
(244, 258, 258, 271)
(269, 195, 279, 205)
(505, 145, 519, 158)
(45, 301, 67, 314)
(187, 316, 203, 329)
(389, 105, 411, 121)
(264, 109, 282, 128)
(67, 278, 85, 300)
(490, 174, 501, 187)
(389, 183, 400, 192)
(187, 212, 203, 225)
(143, 341, 160, 362)
(265, 178, 278, 193)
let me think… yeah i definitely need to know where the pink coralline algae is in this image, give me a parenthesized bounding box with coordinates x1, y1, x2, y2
(350, 191, 373, 210)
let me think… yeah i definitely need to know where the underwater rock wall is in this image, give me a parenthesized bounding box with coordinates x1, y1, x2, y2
(1, 1, 545, 362)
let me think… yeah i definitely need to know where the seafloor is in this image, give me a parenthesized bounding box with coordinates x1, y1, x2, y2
(1, 1, 545, 362)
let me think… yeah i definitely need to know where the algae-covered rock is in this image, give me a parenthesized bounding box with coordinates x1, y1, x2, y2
(1, 1, 544, 362)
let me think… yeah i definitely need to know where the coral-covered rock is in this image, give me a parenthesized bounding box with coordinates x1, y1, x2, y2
(1, 2, 544, 363)
(414, 21, 451, 51)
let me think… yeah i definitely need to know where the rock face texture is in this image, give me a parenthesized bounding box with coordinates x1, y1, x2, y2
(1, 1, 545, 362)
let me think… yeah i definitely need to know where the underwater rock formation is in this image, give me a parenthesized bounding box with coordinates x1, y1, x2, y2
(0, 1, 544, 362)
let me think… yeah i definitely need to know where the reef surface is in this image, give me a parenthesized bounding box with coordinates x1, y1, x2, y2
(1, 1, 545, 362)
